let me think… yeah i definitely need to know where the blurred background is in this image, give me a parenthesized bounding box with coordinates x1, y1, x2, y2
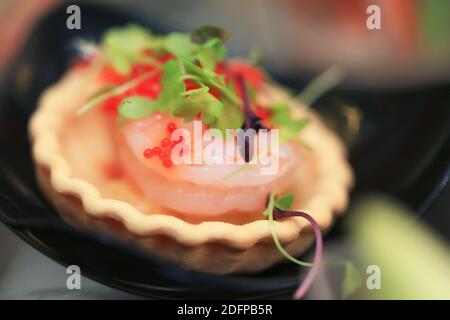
(0, 0, 449, 299)
(1, 0, 450, 86)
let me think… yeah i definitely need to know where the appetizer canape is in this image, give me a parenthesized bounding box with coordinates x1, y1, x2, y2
(29, 25, 353, 275)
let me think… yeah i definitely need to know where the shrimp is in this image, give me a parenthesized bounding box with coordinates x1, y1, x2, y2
(118, 113, 299, 216)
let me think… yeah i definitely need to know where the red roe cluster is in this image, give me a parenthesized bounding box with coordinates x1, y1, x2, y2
(142, 122, 185, 168)
(100, 63, 163, 115)
(98, 52, 173, 115)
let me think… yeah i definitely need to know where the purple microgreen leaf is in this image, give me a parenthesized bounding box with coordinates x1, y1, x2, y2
(263, 193, 323, 300)
(267, 205, 314, 268)
(236, 74, 267, 131)
(273, 208, 323, 300)
(235, 74, 269, 162)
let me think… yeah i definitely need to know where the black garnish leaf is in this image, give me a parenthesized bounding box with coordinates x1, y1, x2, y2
(191, 25, 231, 45)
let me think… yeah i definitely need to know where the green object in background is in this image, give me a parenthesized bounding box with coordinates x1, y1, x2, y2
(420, 0, 450, 54)
(349, 194, 450, 300)
(341, 261, 363, 299)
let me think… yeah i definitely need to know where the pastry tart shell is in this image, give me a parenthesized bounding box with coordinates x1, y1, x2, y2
(29, 67, 353, 274)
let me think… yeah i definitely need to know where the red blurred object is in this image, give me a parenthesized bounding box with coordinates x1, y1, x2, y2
(0, 0, 59, 72)
(381, 0, 419, 54)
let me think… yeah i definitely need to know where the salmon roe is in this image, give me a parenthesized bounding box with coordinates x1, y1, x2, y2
(142, 122, 185, 169)
(98, 51, 173, 114)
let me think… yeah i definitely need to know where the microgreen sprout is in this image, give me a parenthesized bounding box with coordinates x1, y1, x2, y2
(264, 193, 323, 300)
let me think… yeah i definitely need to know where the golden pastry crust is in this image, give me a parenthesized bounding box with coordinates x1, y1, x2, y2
(29, 67, 353, 274)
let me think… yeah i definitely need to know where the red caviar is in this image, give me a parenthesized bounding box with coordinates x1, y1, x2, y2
(152, 147, 161, 155)
(161, 138, 170, 147)
(167, 122, 176, 133)
(142, 123, 185, 169)
(162, 159, 173, 168)
(143, 148, 153, 158)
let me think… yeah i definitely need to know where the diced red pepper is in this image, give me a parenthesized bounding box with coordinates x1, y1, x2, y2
(225, 60, 265, 90)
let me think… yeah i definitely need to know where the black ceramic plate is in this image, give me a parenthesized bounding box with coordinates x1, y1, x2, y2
(0, 3, 449, 299)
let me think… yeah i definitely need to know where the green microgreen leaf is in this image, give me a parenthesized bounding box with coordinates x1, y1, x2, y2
(85, 84, 116, 101)
(191, 25, 231, 45)
(104, 49, 130, 74)
(184, 61, 240, 105)
(103, 24, 161, 52)
(279, 118, 310, 141)
(155, 60, 185, 112)
(164, 33, 199, 60)
(181, 86, 209, 97)
(296, 65, 345, 106)
(119, 96, 156, 120)
(222, 146, 269, 181)
(222, 163, 252, 181)
(264, 193, 313, 267)
(262, 193, 275, 217)
(172, 91, 224, 124)
(102, 24, 163, 74)
(267, 102, 310, 141)
(266, 102, 288, 111)
(197, 38, 227, 70)
(215, 102, 244, 133)
(274, 194, 294, 211)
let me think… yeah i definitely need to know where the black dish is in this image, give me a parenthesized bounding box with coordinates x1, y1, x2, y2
(0, 3, 449, 299)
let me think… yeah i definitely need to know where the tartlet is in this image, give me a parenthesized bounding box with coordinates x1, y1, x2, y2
(29, 25, 353, 274)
